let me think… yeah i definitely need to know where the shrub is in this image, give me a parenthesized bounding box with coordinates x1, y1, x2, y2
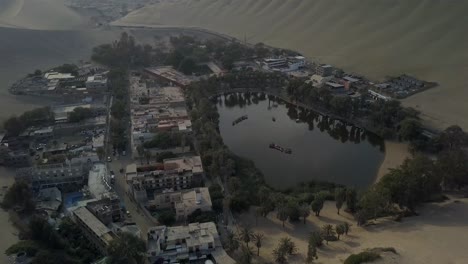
(344, 251, 381, 264)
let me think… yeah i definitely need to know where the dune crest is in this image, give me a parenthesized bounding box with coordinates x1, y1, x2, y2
(116, 0, 468, 130)
(0, 0, 89, 30)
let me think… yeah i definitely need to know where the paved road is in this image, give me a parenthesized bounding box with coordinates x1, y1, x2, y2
(108, 156, 155, 238)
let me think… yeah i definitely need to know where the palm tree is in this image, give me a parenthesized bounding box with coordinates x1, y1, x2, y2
(299, 204, 310, 224)
(226, 231, 239, 252)
(276, 205, 288, 228)
(335, 224, 344, 240)
(272, 246, 287, 264)
(239, 226, 254, 247)
(343, 222, 351, 235)
(252, 232, 264, 256)
(239, 243, 254, 264)
(279, 237, 297, 255)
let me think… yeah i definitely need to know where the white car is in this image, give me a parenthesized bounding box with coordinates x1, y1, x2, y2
(107, 156, 112, 162)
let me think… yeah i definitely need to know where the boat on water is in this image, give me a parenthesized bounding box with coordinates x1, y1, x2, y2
(269, 143, 284, 152)
(269, 143, 292, 154)
(272, 117, 276, 122)
(232, 115, 248, 126)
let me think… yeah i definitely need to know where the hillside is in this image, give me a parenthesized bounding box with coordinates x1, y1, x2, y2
(115, 0, 468, 130)
(0, 0, 89, 29)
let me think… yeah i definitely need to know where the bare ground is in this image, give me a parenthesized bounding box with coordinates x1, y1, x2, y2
(237, 198, 468, 264)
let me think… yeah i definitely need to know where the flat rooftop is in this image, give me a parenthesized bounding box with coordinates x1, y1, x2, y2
(74, 207, 113, 242)
(145, 67, 193, 86)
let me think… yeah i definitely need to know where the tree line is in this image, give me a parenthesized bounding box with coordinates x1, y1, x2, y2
(3, 107, 55, 137)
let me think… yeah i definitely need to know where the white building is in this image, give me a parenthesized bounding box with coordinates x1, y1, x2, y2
(44, 71, 75, 80)
(147, 222, 220, 263)
(262, 56, 306, 72)
(86, 75, 108, 89)
(288, 56, 306, 71)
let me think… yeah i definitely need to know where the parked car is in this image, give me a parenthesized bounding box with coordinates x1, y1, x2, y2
(107, 156, 112, 162)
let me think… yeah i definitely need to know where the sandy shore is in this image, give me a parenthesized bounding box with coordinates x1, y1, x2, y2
(238, 198, 468, 264)
(375, 141, 411, 183)
(0, 0, 89, 30)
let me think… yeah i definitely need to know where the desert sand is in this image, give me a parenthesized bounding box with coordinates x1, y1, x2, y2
(239, 198, 468, 264)
(115, 0, 468, 131)
(375, 141, 411, 183)
(0, 0, 89, 30)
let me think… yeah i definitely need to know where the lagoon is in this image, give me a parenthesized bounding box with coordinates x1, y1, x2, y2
(217, 93, 385, 189)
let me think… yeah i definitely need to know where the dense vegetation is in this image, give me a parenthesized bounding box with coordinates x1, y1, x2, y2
(143, 132, 192, 149)
(355, 125, 468, 225)
(92, 33, 146, 151)
(106, 233, 146, 264)
(5, 217, 102, 264)
(1, 181, 35, 212)
(68, 107, 94, 123)
(3, 107, 55, 137)
(286, 80, 421, 140)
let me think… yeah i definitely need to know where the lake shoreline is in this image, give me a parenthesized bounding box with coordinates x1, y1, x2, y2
(375, 141, 411, 183)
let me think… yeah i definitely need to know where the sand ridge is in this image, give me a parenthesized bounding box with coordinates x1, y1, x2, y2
(116, 0, 468, 131)
(0, 0, 89, 30)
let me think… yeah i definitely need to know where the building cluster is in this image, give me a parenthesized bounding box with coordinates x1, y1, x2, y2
(260, 56, 306, 72)
(0, 101, 107, 169)
(129, 70, 194, 159)
(9, 62, 108, 103)
(306, 64, 366, 96)
(122, 68, 234, 263)
(126, 156, 206, 217)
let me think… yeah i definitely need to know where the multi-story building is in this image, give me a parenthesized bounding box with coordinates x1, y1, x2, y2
(86, 193, 122, 225)
(16, 161, 89, 191)
(262, 56, 306, 72)
(148, 187, 212, 221)
(0, 148, 31, 168)
(316, 64, 334, 77)
(128, 156, 204, 203)
(147, 222, 218, 263)
(73, 207, 116, 254)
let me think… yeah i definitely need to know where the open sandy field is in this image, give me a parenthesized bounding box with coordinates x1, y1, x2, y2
(0, 0, 90, 29)
(115, 0, 468, 131)
(238, 198, 468, 264)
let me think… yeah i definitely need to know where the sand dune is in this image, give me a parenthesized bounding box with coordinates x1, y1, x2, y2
(116, 0, 468, 130)
(0, 0, 89, 29)
(241, 199, 468, 263)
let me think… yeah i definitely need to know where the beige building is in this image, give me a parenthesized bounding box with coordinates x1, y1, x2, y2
(73, 207, 116, 254)
(128, 156, 204, 203)
(148, 187, 212, 220)
(147, 222, 218, 263)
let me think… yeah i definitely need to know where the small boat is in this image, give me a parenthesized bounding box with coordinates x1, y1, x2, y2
(232, 115, 248, 126)
(272, 117, 276, 122)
